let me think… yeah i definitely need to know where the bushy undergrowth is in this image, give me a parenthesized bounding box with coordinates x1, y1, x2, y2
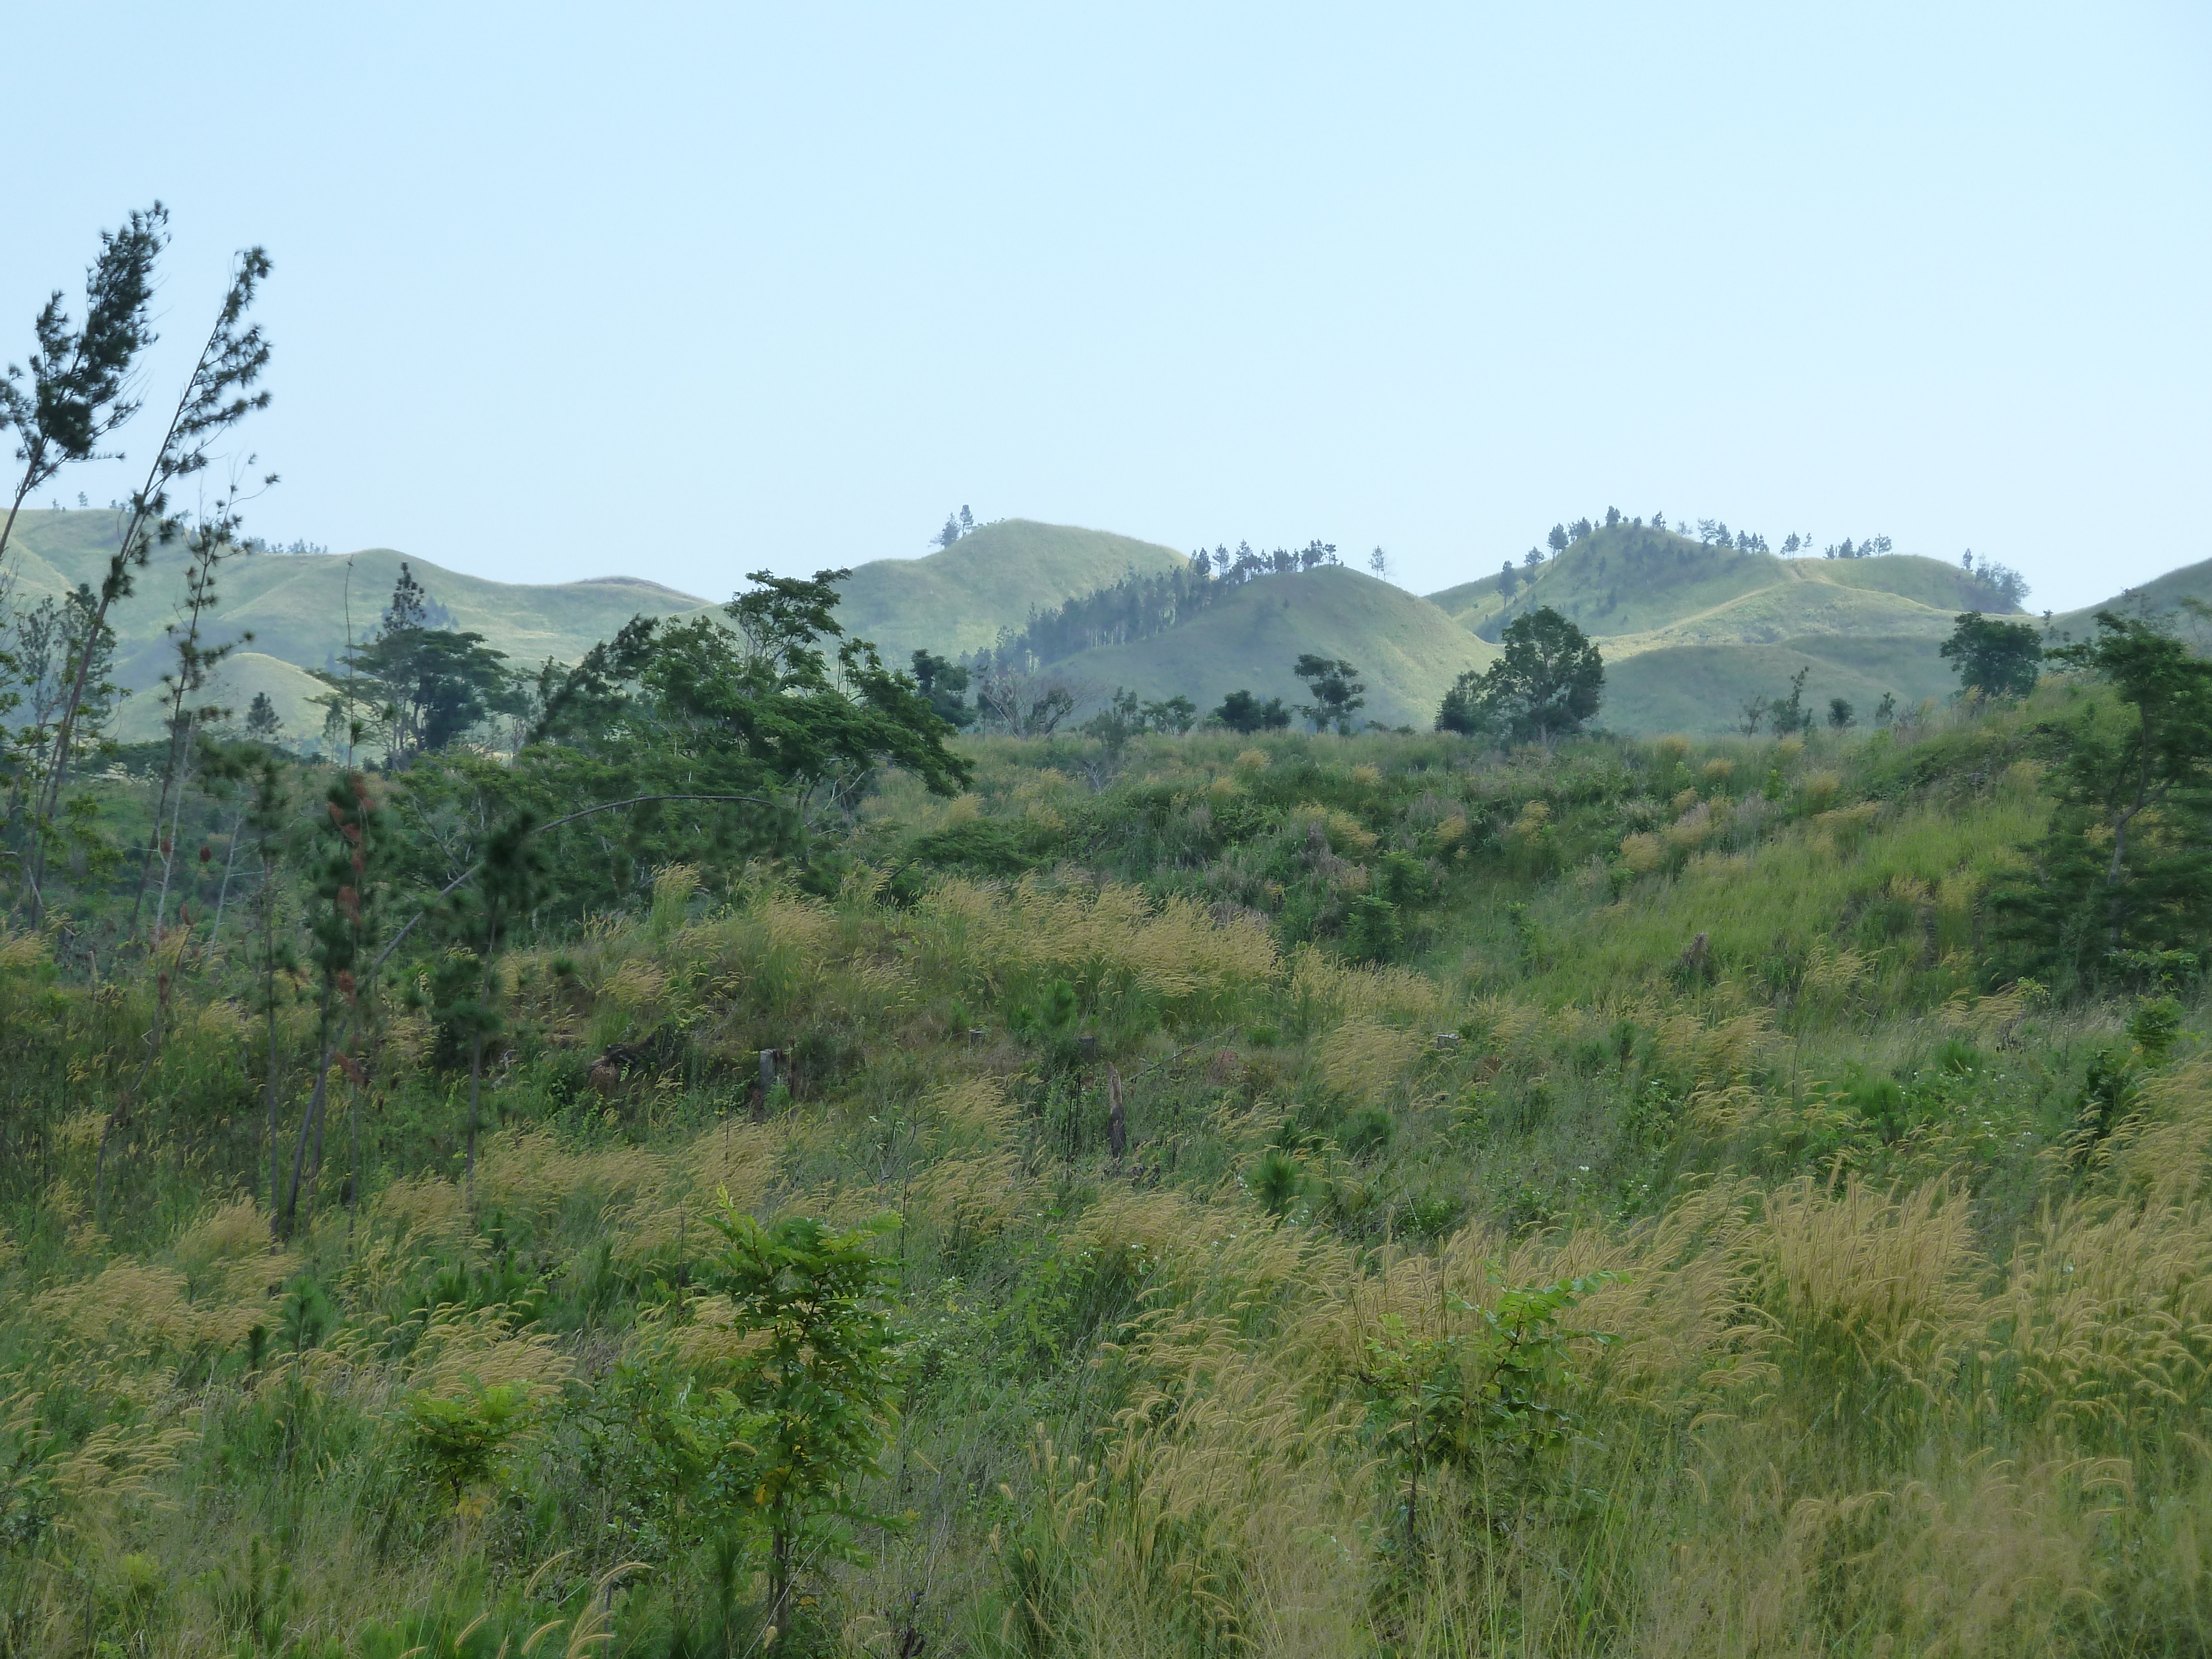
(4, 696, 2210, 1657)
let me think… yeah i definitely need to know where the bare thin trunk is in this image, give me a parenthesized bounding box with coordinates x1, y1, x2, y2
(282, 1033, 337, 1235)
(212, 804, 244, 940)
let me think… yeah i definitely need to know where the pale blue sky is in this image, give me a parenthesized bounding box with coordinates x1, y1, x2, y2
(6, 2, 2207, 609)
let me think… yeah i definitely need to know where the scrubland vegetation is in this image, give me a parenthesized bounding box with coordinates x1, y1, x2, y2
(5, 668, 2211, 1658)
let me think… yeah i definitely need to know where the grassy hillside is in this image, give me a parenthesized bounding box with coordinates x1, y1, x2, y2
(838, 518, 1187, 666)
(2, 511, 1189, 743)
(106, 651, 334, 745)
(1042, 564, 1496, 728)
(7, 701, 2212, 1654)
(1425, 568, 1515, 631)
(2049, 553, 2212, 644)
(1603, 634, 1961, 736)
(1467, 524, 2012, 645)
(1399, 525, 2026, 735)
(1, 509, 714, 705)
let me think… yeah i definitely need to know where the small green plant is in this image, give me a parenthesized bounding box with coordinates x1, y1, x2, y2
(1357, 1272, 1617, 1550)
(697, 1206, 909, 1639)
(2128, 996, 2184, 1065)
(1250, 1147, 1305, 1216)
(403, 1378, 537, 1503)
(1338, 1105, 1396, 1162)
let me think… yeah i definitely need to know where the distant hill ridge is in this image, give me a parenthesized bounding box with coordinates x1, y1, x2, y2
(0, 511, 1187, 744)
(4, 509, 2204, 746)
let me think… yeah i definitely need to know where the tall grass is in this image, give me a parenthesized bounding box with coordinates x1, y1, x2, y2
(1, 700, 2206, 1655)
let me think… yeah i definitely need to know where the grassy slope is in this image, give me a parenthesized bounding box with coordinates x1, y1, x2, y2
(2048, 553, 2212, 641)
(1601, 634, 1960, 736)
(1425, 568, 1515, 630)
(836, 518, 1188, 666)
(1470, 525, 2008, 646)
(3, 511, 1188, 739)
(11, 706, 2212, 1654)
(2, 508, 713, 690)
(1042, 565, 1498, 728)
(1406, 525, 2023, 735)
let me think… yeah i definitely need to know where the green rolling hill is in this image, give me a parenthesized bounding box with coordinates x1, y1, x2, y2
(834, 519, 1187, 666)
(1035, 565, 1497, 730)
(1412, 523, 2032, 735)
(8, 504, 2203, 749)
(0, 512, 1187, 745)
(2046, 554, 2212, 644)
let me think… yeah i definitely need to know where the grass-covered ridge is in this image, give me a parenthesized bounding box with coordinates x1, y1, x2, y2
(0, 512, 1189, 743)
(1032, 564, 1495, 729)
(4, 692, 2211, 1656)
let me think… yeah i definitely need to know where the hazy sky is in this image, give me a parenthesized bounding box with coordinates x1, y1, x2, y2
(6, 3, 2207, 611)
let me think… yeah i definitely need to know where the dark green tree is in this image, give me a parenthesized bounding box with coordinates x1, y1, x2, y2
(1211, 689, 1291, 733)
(1774, 666, 1813, 735)
(382, 560, 431, 632)
(1498, 561, 1519, 597)
(1827, 696, 1855, 731)
(524, 568, 969, 878)
(1990, 612, 2212, 988)
(909, 649, 976, 730)
(1940, 612, 2042, 700)
(1292, 655, 1366, 734)
(244, 691, 282, 743)
(1436, 607, 1603, 748)
(0, 204, 165, 568)
(1546, 524, 1569, 557)
(935, 512, 961, 550)
(1141, 694, 1197, 734)
(330, 625, 515, 766)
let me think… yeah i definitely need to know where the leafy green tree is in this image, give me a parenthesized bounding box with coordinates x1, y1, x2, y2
(1435, 607, 1603, 748)
(1546, 524, 1569, 557)
(1827, 696, 1855, 731)
(1940, 612, 2042, 700)
(909, 649, 975, 730)
(1292, 654, 1365, 734)
(404, 1379, 538, 1505)
(1140, 693, 1197, 734)
(1498, 560, 1519, 597)
(0, 204, 165, 568)
(935, 512, 962, 550)
(244, 691, 282, 743)
(1990, 611, 2212, 988)
(510, 568, 967, 902)
(696, 1208, 908, 1639)
(330, 624, 515, 765)
(1874, 691, 1897, 727)
(1209, 688, 1290, 733)
(322, 566, 517, 765)
(1357, 1274, 1613, 1549)
(1774, 666, 1813, 735)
